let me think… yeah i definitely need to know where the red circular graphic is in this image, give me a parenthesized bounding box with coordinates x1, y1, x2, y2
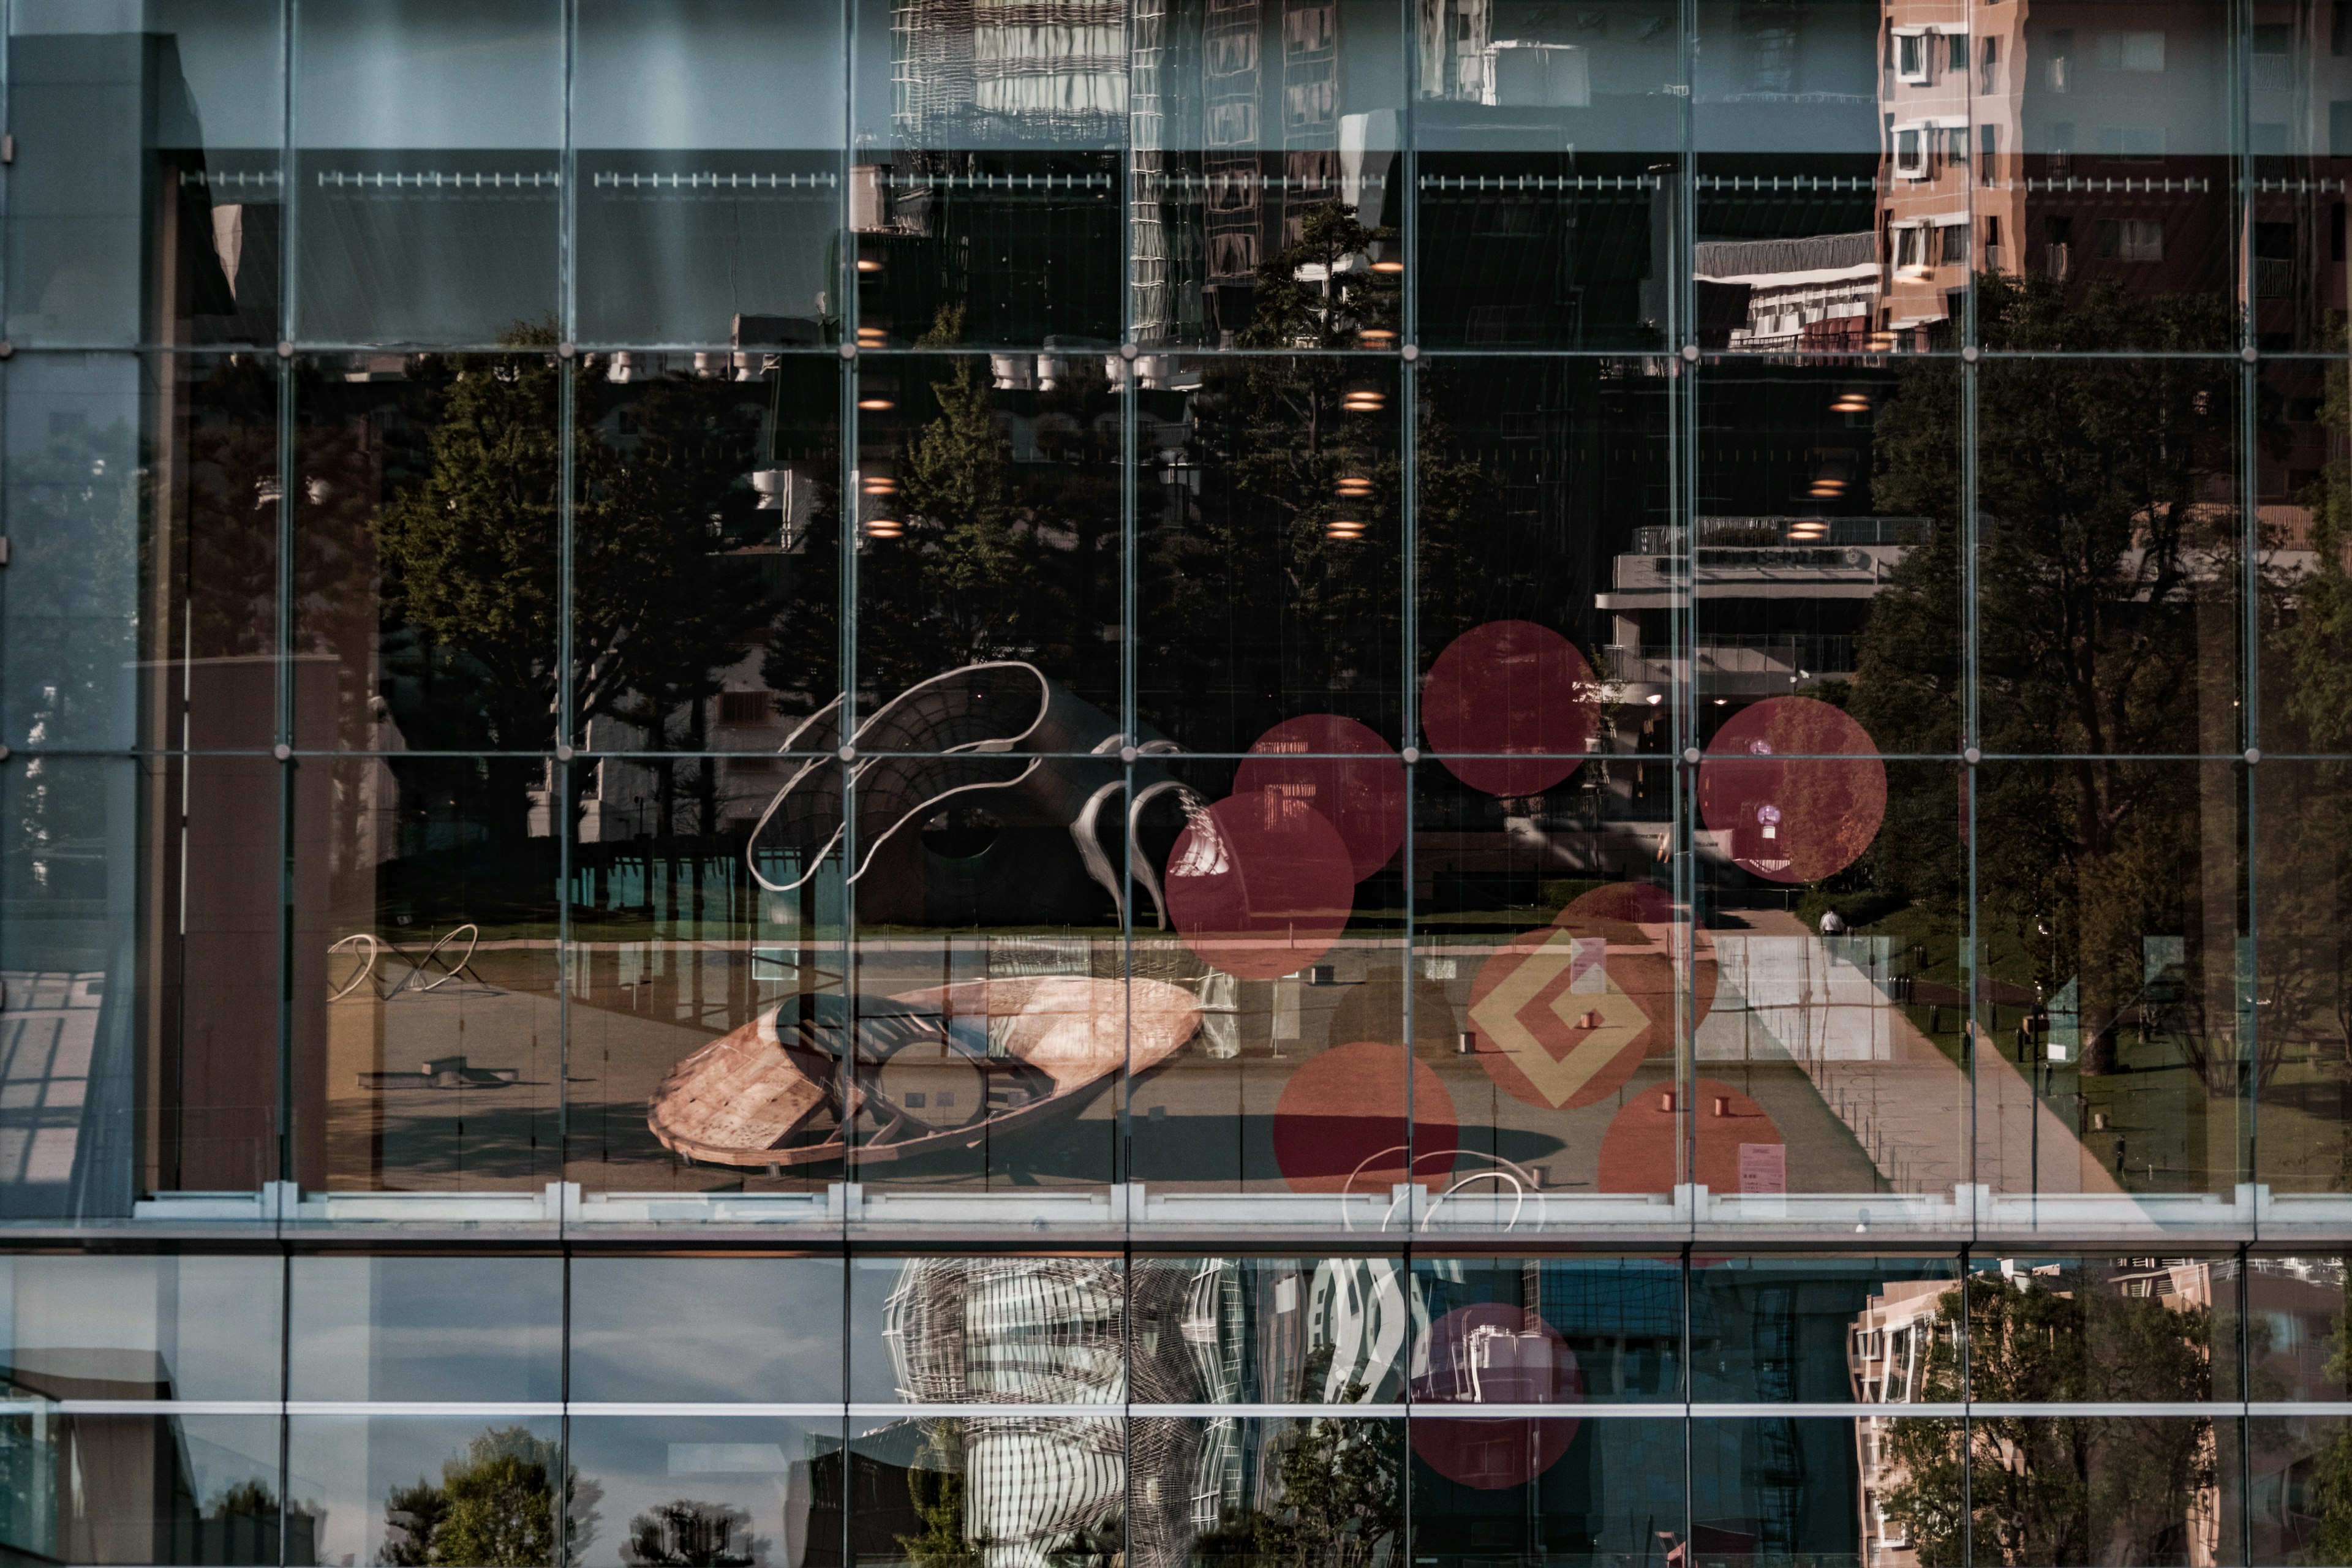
(1271, 1040, 1459, 1193)
(1166, 794, 1356, 980)
(1410, 1304, 1581, 1488)
(1422, 621, 1599, 797)
(1234, 715, 1406, 882)
(1412, 1417, 1585, 1492)
(1698, 698, 1885, 884)
(1463, 883, 1717, 1111)
(1596, 1076, 1785, 1195)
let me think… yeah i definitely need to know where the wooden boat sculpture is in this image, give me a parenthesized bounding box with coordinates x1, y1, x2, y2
(647, 975, 1203, 1168)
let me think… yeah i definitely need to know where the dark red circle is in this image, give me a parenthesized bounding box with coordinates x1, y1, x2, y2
(1595, 1076, 1784, 1195)
(1166, 794, 1357, 980)
(1698, 697, 1886, 884)
(1422, 621, 1599, 797)
(1234, 715, 1406, 882)
(1271, 1040, 1459, 1193)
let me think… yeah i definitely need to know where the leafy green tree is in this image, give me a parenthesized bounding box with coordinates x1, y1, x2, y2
(377, 1426, 599, 1567)
(1880, 1273, 2215, 1566)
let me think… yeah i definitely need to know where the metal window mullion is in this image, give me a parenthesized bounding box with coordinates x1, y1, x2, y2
(837, 0, 860, 1244)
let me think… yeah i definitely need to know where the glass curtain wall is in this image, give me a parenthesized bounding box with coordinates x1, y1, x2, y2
(3, 0, 2334, 1243)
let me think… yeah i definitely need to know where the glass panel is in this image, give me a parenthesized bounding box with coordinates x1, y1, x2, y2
(848, 1256, 1125, 1406)
(287, 1415, 568, 1568)
(292, 0, 563, 346)
(2251, 761, 2352, 1199)
(290, 350, 567, 752)
(5, 1, 281, 348)
(1698, 360, 1961, 751)
(568, 1257, 845, 1404)
(2252, 0, 2352, 352)
(1130, 1257, 1407, 1404)
(1129, 759, 1413, 1206)
(1977, 358, 2243, 755)
(1695, 0, 1942, 353)
(1853, 1414, 1967, 1562)
(0, 755, 141, 1221)
(1132, 1415, 1400, 1567)
(1961, 1257, 2226, 1403)
(614, 763, 851, 1196)
(1133, 0, 1408, 352)
(0, 1255, 281, 1400)
(1417, 355, 1672, 748)
(849, 0, 1125, 351)
(287, 1254, 562, 1402)
(2247, 1412, 2350, 1564)
(290, 750, 563, 1197)
(1409, 1414, 1683, 1568)
(850, 352, 1121, 731)
(1975, 762, 2247, 1216)
(1967, 1415, 2242, 1566)
(1414, 1257, 1684, 1403)
(0, 1412, 289, 1566)
(574, 1, 845, 348)
(571, 353, 842, 753)
(1135, 353, 1403, 754)
(2238, 1256, 2340, 1403)
(844, 1415, 1124, 1568)
(1697, 761, 1966, 1225)
(1414, 0, 1680, 352)
(2000, 0, 2236, 352)
(1688, 1417, 1881, 1564)
(1689, 1256, 1962, 1403)
(3, 354, 144, 753)
(567, 1415, 846, 1568)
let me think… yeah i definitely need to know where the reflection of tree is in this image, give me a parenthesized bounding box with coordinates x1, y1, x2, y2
(2302, 1278, 2352, 1562)
(839, 358, 1117, 712)
(899, 1423, 982, 1568)
(1238, 201, 1398, 352)
(1191, 1400, 1401, 1568)
(1858, 273, 2250, 1082)
(372, 327, 774, 846)
(1880, 1275, 2214, 1566)
(377, 1427, 599, 1568)
(623, 1500, 763, 1567)
(2259, 361, 2352, 1111)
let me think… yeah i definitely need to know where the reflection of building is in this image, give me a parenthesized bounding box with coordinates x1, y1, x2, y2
(1849, 1279, 1952, 1568)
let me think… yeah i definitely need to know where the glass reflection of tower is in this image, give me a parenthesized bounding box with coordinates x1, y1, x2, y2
(881, 1258, 1126, 1568)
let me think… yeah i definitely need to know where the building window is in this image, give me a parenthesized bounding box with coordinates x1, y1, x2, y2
(2098, 217, 2164, 261)
(2096, 31, 2166, 70)
(1981, 35, 1999, 92)
(2095, 125, 2166, 158)
(1895, 30, 1928, 81)
(1940, 224, 1970, 266)
(1894, 127, 1925, 177)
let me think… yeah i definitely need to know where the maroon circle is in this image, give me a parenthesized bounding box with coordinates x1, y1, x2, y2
(1422, 621, 1599, 797)
(1234, 715, 1406, 882)
(1596, 1077, 1784, 1195)
(1697, 697, 1886, 884)
(1409, 1310, 1581, 1494)
(1165, 795, 1356, 981)
(1271, 1040, 1460, 1193)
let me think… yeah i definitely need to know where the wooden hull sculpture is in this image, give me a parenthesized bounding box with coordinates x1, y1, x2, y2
(648, 976, 1203, 1167)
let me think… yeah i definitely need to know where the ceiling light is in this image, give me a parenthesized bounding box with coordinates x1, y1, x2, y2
(1831, 390, 1870, 414)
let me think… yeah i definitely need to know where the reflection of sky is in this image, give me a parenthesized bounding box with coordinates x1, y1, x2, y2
(289, 1257, 561, 1403)
(289, 1416, 560, 1568)
(174, 1415, 284, 1515)
(1, 1256, 281, 1400)
(570, 1259, 845, 1403)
